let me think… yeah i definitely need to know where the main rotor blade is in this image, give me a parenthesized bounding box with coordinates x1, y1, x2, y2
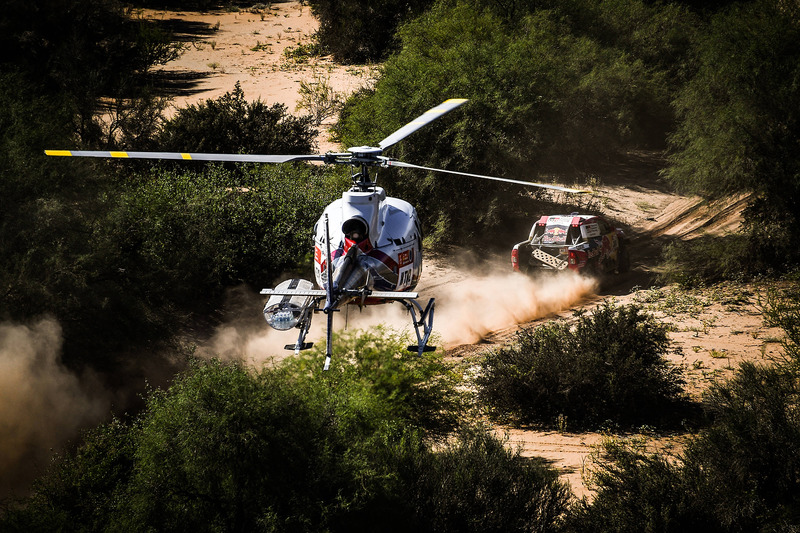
(383, 160, 591, 193)
(378, 99, 468, 151)
(45, 150, 325, 164)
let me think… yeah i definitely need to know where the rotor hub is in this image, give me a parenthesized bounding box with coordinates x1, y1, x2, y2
(347, 146, 383, 158)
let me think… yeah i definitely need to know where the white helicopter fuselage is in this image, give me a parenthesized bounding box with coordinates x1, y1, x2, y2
(313, 186, 423, 301)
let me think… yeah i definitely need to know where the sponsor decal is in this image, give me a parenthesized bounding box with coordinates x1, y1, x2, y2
(581, 223, 601, 239)
(543, 226, 568, 244)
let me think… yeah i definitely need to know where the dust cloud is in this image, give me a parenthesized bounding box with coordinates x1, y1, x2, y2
(0, 318, 110, 498)
(200, 267, 597, 364)
(423, 269, 598, 345)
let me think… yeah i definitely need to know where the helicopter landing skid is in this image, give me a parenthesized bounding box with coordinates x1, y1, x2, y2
(401, 297, 436, 357)
(283, 300, 321, 355)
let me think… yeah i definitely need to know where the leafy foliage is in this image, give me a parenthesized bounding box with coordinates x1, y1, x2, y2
(2, 336, 570, 532)
(334, 0, 690, 243)
(399, 427, 571, 532)
(569, 361, 800, 532)
(658, 235, 753, 286)
(0, 0, 178, 145)
(565, 437, 717, 533)
(763, 284, 800, 372)
(2, 74, 335, 368)
(307, 0, 434, 63)
(0, 0, 178, 367)
(478, 302, 685, 428)
(154, 82, 317, 154)
(664, 0, 800, 276)
(285, 328, 466, 439)
(105, 162, 348, 313)
(567, 283, 800, 532)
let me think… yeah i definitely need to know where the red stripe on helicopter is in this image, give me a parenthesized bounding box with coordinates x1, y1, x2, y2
(367, 249, 397, 271)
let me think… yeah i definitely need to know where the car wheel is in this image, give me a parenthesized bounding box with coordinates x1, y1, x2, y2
(617, 243, 631, 273)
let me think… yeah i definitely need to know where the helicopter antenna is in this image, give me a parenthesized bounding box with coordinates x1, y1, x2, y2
(323, 213, 335, 371)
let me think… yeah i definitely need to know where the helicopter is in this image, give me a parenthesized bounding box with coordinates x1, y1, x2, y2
(46, 98, 587, 370)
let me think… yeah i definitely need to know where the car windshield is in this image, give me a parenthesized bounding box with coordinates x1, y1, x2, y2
(541, 223, 570, 245)
(537, 216, 582, 245)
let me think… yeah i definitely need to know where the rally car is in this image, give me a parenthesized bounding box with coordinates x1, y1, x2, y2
(511, 213, 630, 275)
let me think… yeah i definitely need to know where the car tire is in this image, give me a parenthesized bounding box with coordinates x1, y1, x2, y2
(617, 243, 631, 273)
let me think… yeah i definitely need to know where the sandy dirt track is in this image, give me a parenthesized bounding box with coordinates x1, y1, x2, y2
(145, 3, 781, 499)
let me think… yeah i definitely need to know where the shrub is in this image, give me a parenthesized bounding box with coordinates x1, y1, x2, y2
(565, 282, 800, 532)
(569, 362, 800, 533)
(307, 0, 433, 63)
(684, 362, 800, 530)
(2, 334, 570, 532)
(477, 302, 685, 428)
(394, 427, 571, 532)
(155, 82, 317, 155)
(658, 235, 752, 286)
(296, 71, 345, 126)
(764, 284, 800, 370)
(104, 162, 348, 310)
(284, 328, 467, 439)
(565, 437, 719, 533)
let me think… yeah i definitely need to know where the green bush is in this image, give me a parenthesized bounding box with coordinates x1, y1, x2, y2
(397, 427, 571, 532)
(2, 334, 570, 532)
(764, 284, 800, 371)
(104, 162, 348, 310)
(307, 0, 433, 63)
(658, 235, 752, 287)
(565, 437, 719, 533)
(155, 82, 317, 155)
(568, 361, 800, 533)
(688, 362, 800, 530)
(284, 328, 467, 439)
(1, 0, 178, 146)
(664, 0, 800, 276)
(477, 302, 685, 428)
(565, 283, 800, 532)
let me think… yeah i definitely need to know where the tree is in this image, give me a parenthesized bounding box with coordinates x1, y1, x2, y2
(664, 0, 800, 273)
(156, 82, 317, 154)
(333, 0, 685, 243)
(0, 0, 178, 146)
(478, 302, 685, 428)
(0, 0, 180, 368)
(307, 0, 434, 63)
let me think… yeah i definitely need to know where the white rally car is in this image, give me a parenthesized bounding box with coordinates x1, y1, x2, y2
(511, 213, 630, 275)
